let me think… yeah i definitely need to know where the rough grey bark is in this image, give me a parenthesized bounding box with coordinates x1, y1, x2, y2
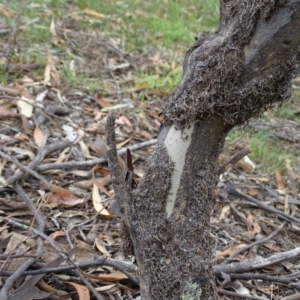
(106, 1, 300, 299)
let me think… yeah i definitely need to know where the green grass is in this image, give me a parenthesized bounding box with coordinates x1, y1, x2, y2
(1, 0, 220, 88)
(275, 90, 300, 120)
(227, 114, 299, 175)
(250, 132, 293, 173)
(75, 0, 220, 50)
(134, 67, 182, 94)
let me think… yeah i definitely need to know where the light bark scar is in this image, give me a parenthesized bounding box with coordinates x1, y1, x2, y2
(164, 122, 195, 218)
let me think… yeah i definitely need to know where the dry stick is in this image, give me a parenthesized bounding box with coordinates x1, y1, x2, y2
(0, 258, 139, 285)
(2, 224, 297, 287)
(282, 293, 300, 300)
(0, 184, 45, 300)
(99, 258, 138, 285)
(0, 253, 37, 259)
(2, 218, 103, 300)
(5, 63, 45, 74)
(217, 289, 267, 300)
(105, 112, 132, 217)
(0, 113, 29, 134)
(214, 246, 300, 276)
(33, 256, 137, 273)
(8, 247, 79, 300)
(63, 228, 74, 249)
(0, 250, 42, 300)
(230, 272, 300, 285)
(0, 150, 54, 191)
(227, 186, 300, 225)
(218, 148, 251, 175)
(14, 184, 46, 233)
(225, 221, 287, 261)
(0, 258, 105, 276)
(7, 139, 72, 185)
(38, 138, 157, 172)
(6, 213, 300, 286)
(0, 199, 28, 210)
(34, 255, 137, 273)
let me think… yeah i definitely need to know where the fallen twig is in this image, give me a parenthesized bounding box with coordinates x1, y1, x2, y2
(0, 184, 45, 300)
(5, 63, 45, 74)
(0, 257, 139, 285)
(0, 198, 27, 210)
(37, 138, 157, 172)
(230, 272, 300, 285)
(7, 139, 72, 185)
(105, 111, 133, 222)
(14, 183, 46, 233)
(0, 150, 54, 191)
(218, 148, 251, 175)
(282, 293, 300, 300)
(217, 288, 267, 300)
(225, 221, 287, 261)
(2, 218, 104, 300)
(227, 185, 300, 225)
(0, 113, 29, 133)
(6, 247, 78, 300)
(214, 246, 300, 276)
(0, 255, 41, 300)
(0, 253, 37, 259)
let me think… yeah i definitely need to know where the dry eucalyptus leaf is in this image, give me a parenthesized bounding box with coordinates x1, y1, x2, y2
(67, 282, 90, 300)
(95, 237, 111, 257)
(215, 244, 248, 258)
(34, 126, 47, 147)
(47, 185, 85, 207)
(92, 184, 110, 215)
(96, 271, 129, 282)
(44, 50, 60, 87)
(16, 96, 34, 117)
(91, 136, 108, 158)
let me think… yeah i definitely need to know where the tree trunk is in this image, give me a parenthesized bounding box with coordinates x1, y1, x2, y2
(106, 1, 300, 299)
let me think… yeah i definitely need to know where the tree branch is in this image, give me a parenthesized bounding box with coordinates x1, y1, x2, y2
(7, 139, 72, 185)
(105, 112, 132, 217)
(37, 139, 157, 172)
(214, 246, 300, 276)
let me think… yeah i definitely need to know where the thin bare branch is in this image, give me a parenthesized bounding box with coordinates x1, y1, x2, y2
(2, 218, 104, 300)
(214, 246, 300, 276)
(37, 138, 157, 172)
(227, 185, 300, 225)
(230, 272, 300, 285)
(218, 148, 251, 175)
(105, 111, 132, 216)
(0, 184, 46, 300)
(7, 139, 72, 185)
(0, 257, 139, 285)
(225, 221, 287, 261)
(6, 247, 78, 300)
(0, 150, 53, 191)
(217, 288, 267, 300)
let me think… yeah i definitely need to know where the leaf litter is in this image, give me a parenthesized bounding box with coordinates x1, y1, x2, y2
(0, 2, 300, 300)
